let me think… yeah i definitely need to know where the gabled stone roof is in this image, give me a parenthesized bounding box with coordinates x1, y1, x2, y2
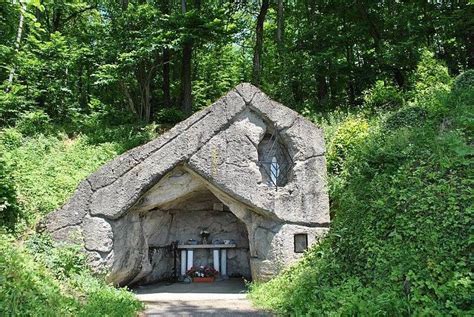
(41, 83, 327, 233)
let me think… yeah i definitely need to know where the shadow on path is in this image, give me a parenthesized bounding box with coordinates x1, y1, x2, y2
(134, 278, 272, 316)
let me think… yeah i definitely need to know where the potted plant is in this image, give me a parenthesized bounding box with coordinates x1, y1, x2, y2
(186, 265, 218, 283)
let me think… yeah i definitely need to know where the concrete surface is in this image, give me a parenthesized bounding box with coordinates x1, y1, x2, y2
(134, 278, 272, 316)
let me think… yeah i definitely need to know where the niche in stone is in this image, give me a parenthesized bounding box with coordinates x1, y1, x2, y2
(294, 233, 308, 253)
(257, 127, 293, 187)
(135, 167, 251, 284)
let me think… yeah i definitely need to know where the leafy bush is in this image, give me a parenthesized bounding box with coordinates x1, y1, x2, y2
(0, 86, 35, 126)
(327, 117, 369, 174)
(156, 107, 187, 125)
(0, 154, 22, 232)
(412, 50, 452, 102)
(453, 69, 474, 92)
(384, 105, 427, 130)
(15, 110, 51, 135)
(363, 80, 404, 111)
(25, 234, 88, 279)
(0, 235, 79, 316)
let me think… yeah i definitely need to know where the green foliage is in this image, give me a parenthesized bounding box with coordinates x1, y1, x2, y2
(412, 50, 453, 102)
(250, 58, 473, 316)
(25, 235, 88, 279)
(15, 110, 51, 135)
(0, 235, 78, 316)
(156, 107, 186, 125)
(0, 154, 22, 232)
(0, 106, 154, 315)
(327, 117, 369, 174)
(0, 235, 143, 317)
(453, 69, 474, 92)
(384, 106, 427, 130)
(0, 86, 36, 126)
(0, 118, 156, 230)
(193, 44, 248, 110)
(363, 80, 405, 111)
(2, 134, 116, 227)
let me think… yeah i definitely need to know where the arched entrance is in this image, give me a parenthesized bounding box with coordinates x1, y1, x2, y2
(124, 166, 251, 285)
(141, 189, 251, 284)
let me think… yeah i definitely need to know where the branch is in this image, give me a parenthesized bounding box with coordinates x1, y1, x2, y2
(61, 4, 98, 26)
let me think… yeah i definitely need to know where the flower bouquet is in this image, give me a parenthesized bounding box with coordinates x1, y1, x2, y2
(186, 265, 218, 283)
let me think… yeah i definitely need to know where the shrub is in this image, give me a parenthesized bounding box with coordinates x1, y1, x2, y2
(0, 235, 144, 317)
(156, 107, 186, 125)
(0, 128, 23, 150)
(0, 155, 22, 232)
(384, 105, 427, 130)
(413, 50, 452, 100)
(0, 85, 35, 126)
(363, 80, 404, 111)
(453, 69, 474, 92)
(25, 234, 88, 279)
(0, 235, 79, 316)
(327, 117, 369, 174)
(15, 110, 51, 135)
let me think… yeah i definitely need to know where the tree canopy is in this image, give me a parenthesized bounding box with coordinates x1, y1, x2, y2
(1, 0, 472, 125)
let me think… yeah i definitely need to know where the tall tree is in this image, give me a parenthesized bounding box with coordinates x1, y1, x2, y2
(161, 0, 171, 108)
(5, 0, 26, 92)
(252, 0, 269, 87)
(180, 0, 193, 115)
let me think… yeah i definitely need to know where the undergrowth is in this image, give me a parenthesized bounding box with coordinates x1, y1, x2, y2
(0, 117, 155, 316)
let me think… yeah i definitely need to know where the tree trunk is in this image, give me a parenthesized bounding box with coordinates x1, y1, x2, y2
(345, 44, 356, 106)
(121, 81, 137, 115)
(252, 0, 270, 87)
(181, 43, 193, 115)
(5, 0, 26, 92)
(161, 0, 171, 108)
(121, 0, 129, 11)
(180, 0, 193, 115)
(276, 0, 284, 46)
(317, 74, 328, 105)
(162, 49, 171, 108)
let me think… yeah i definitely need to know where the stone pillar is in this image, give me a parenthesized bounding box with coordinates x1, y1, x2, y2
(186, 250, 193, 270)
(180, 250, 187, 275)
(213, 249, 220, 273)
(220, 249, 227, 277)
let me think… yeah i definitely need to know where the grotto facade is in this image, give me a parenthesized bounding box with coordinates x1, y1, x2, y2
(39, 83, 330, 286)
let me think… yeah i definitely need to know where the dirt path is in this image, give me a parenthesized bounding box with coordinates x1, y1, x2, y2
(134, 279, 271, 316)
(141, 299, 269, 316)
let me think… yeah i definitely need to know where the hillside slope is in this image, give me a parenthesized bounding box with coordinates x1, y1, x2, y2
(250, 58, 473, 315)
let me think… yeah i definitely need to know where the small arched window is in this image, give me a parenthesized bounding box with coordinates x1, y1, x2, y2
(257, 126, 294, 188)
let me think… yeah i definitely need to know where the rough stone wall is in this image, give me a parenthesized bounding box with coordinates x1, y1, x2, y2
(142, 208, 251, 283)
(39, 83, 330, 286)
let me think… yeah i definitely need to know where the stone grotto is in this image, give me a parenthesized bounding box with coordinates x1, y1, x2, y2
(39, 83, 330, 286)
